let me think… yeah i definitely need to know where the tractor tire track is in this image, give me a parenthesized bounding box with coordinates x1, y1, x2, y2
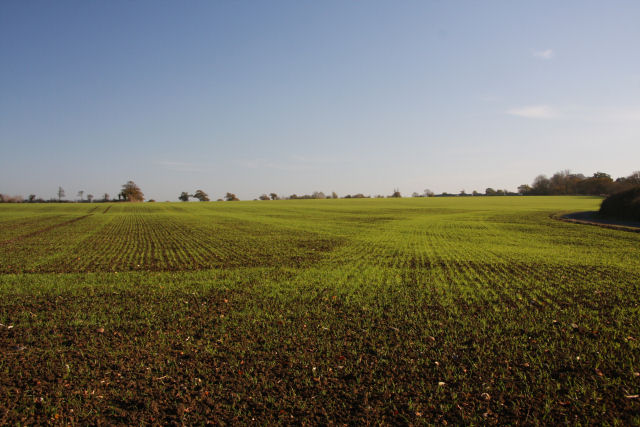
(0, 213, 95, 246)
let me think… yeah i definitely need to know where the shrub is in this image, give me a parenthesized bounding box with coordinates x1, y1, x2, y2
(0, 194, 23, 203)
(599, 187, 640, 221)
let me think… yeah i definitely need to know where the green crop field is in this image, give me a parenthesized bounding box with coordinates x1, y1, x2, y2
(1, 196, 639, 424)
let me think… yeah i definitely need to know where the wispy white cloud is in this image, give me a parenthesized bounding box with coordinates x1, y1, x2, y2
(241, 155, 347, 172)
(506, 104, 640, 122)
(242, 158, 298, 171)
(533, 49, 554, 60)
(154, 160, 206, 172)
(602, 108, 640, 122)
(506, 105, 559, 119)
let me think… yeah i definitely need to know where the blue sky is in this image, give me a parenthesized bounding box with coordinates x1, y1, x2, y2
(1, 1, 639, 200)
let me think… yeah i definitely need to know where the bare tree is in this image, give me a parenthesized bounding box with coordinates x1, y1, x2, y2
(103, 193, 110, 202)
(390, 188, 402, 198)
(0, 194, 23, 203)
(77, 190, 84, 201)
(531, 175, 550, 195)
(57, 187, 65, 202)
(312, 191, 326, 199)
(87, 194, 94, 203)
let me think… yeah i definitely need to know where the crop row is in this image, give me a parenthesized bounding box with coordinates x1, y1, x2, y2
(1, 206, 348, 273)
(1, 199, 638, 278)
(0, 197, 639, 424)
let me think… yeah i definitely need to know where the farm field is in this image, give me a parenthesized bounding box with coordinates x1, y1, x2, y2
(0, 196, 639, 424)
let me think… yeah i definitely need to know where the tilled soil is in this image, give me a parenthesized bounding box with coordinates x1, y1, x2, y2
(1, 287, 638, 425)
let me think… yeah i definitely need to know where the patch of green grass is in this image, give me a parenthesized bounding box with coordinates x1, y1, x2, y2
(0, 197, 639, 424)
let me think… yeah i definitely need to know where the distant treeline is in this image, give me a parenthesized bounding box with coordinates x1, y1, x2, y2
(2, 171, 639, 203)
(517, 170, 640, 196)
(0, 181, 145, 204)
(256, 171, 639, 200)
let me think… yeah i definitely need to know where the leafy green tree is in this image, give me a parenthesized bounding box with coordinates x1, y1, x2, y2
(225, 192, 239, 201)
(179, 192, 190, 202)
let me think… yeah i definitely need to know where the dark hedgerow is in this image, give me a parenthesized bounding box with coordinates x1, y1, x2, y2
(599, 187, 640, 221)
